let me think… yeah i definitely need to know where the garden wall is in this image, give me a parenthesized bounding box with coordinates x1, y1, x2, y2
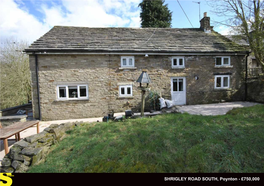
(0, 122, 79, 173)
(0, 115, 27, 128)
(247, 75, 264, 103)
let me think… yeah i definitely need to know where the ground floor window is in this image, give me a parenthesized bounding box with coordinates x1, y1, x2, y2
(57, 85, 88, 100)
(214, 75, 230, 89)
(119, 85, 133, 97)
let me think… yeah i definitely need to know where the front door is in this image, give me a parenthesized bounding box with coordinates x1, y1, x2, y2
(171, 77, 186, 105)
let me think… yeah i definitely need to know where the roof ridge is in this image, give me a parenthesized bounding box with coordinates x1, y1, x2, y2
(52, 25, 199, 30)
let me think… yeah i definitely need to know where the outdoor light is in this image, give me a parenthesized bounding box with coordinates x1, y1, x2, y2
(136, 70, 151, 117)
(194, 75, 199, 80)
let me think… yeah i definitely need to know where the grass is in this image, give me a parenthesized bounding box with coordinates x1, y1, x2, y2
(28, 105, 264, 173)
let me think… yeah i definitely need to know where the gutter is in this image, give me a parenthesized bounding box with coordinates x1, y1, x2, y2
(34, 53, 41, 120)
(25, 51, 250, 56)
(245, 52, 250, 101)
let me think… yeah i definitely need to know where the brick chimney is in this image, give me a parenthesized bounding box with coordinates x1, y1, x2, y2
(200, 12, 213, 33)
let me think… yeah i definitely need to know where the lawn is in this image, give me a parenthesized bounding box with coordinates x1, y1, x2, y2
(28, 105, 264, 173)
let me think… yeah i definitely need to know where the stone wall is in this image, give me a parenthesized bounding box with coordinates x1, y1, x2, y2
(29, 54, 246, 120)
(247, 75, 264, 103)
(0, 115, 27, 128)
(0, 122, 77, 173)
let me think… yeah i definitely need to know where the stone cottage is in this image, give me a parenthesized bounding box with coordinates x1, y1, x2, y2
(25, 13, 249, 120)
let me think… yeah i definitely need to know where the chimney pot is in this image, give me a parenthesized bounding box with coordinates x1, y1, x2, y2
(204, 12, 207, 17)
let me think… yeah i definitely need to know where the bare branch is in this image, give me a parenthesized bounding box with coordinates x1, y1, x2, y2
(207, 0, 264, 70)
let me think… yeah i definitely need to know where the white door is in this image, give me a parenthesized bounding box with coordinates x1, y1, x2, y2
(171, 77, 186, 105)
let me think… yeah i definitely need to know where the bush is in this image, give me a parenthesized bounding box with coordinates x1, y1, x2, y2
(146, 90, 160, 111)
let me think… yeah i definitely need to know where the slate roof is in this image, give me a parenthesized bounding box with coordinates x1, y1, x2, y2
(224, 35, 249, 46)
(25, 26, 249, 53)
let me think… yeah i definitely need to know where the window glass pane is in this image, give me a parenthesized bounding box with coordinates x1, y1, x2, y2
(223, 77, 228, 87)
(173, 79, 178, 91)
(216, 77, 221, 87)
(216, 58, 222, 65)
(69, 86, 78, 98)
(80, 86, 87, 97)
(121, 87, 125, 95)
(127, 87, 131, 95)
(179, 79, 183, 91)
(173, 59, 177, 66)
(179, 58, 183, 66)
(59, 87, 66, 98)
(129, 58, 133, 66)
(223, 58, 229, 65)
(122, 58, 127, 66)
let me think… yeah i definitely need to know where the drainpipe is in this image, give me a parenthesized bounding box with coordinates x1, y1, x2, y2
(245, 52, 250, 101)
(34, 53, 41, 120)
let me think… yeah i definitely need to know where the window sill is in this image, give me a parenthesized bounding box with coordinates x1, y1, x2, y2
(119, 67, 137, 70)
(171, 67, 185, 69)
(117, 96, 134, 99)
(214, 88, 232, 91)
(214, 65, 233, 68)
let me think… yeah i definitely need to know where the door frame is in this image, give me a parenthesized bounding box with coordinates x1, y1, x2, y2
(170, 77, 187, 105)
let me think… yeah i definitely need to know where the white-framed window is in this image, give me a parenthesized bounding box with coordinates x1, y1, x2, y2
(215, 56, 231, 66)
(57, 85, 88, 100)
(171, 57, 185, 68)
(121, 56, 135, 67)
(214, 75, 230, 89)
(119, 85, 133, 97)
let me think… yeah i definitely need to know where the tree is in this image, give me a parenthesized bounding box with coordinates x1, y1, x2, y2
(0, 39, 31, 110)
(139, 0, 172, 28)
(207, 0, 264, 70)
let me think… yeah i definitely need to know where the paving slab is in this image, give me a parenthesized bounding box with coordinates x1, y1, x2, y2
(177, 101, 260, 116)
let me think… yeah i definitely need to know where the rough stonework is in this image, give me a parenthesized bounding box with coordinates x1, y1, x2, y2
(0, 115, 27, 127)
(29, 54, 246, 120)
(247, 75, 264, 103)
(0, 122, 78, 173)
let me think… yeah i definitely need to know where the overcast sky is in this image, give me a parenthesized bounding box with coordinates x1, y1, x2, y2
(0, 0, 231, 44)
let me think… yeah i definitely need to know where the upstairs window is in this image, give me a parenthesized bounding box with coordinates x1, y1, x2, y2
(214, 75, 230, 89)
(57, 85, 88, 100)
(121, 56, 135, 67)
(215, 56, 231, 66)
(119, 85, 133, 97)
(172, 57, 185, 68)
